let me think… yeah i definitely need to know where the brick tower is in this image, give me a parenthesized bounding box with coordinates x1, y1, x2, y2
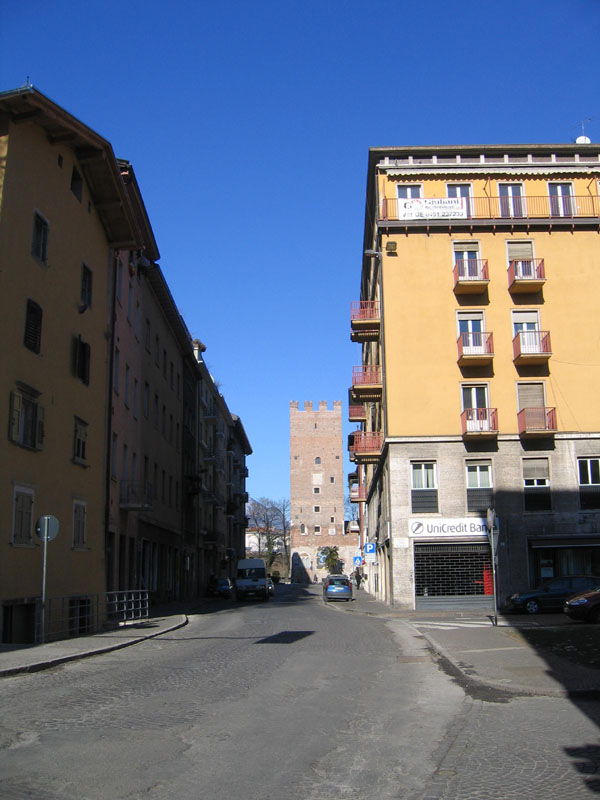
(289, 401, 356, 582)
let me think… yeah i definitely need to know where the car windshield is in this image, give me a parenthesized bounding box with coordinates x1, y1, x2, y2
(237, 568, 266, 579)
(329, 578, 348, 586)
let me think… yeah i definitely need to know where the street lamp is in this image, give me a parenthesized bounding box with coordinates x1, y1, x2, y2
(486, 508, 500, 626)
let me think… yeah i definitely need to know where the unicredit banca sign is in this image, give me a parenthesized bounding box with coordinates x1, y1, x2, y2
(409, 517, 489, 538)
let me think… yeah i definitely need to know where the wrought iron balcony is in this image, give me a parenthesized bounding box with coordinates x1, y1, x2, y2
(350, 485, 367, 503)
(380, 195, 600, 222)
(348, 431, 383, 462)
(453, 259, 489, 294)
(513, 331, 551, 364)
(461, 408, 498, 437)
(351, 301, 380, 342)
(351, 366, 382, 399)
(457, 332, 494, 365)
(120, 481, 153, 509)
(518, 407, 557, 436)
(349, 403, 366, 422)
(508, 259, 546, 293)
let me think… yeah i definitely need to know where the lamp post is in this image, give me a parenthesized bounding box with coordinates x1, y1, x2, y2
(486, 508, 500, 626)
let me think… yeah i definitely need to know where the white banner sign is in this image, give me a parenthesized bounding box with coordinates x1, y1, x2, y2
(409, 517, 489, 538)
(397, 197, 467, 220)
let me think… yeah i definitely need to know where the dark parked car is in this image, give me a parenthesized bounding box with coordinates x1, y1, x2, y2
(323, 575, 353, 602)
(506, 575, 600, 614)
(564, 587, 600, 623)
(212, 577, 234, 599)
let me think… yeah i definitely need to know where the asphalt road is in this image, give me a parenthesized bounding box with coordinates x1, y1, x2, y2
(0, 584, 598, 799)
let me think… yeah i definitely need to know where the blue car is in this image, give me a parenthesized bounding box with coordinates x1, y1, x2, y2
(323, 575, 353, 602)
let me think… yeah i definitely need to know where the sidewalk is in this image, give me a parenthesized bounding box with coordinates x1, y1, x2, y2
(344, 588, 600, 698)
(0, 609, 188, 678)
(1, 590, 599, 698)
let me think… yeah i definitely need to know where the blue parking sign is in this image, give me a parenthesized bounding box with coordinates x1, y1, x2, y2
(364, 542, 376, 554)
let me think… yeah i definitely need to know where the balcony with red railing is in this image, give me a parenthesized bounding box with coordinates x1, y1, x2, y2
(461, 408, 498, 437)
(349, 403, 366, 422)
(352, 365, 382, 399)
(453, 259, 489, 294)
(380, 195, 600, 223)
(348, 431, 383, 462)
(513, 331, 552, 364)
(508, 259, 546, 293)
(518, 407, 557, 436)
(457, 332, 494, 366)
(351, 301, 380, 342)
(350, 485, 367, 503)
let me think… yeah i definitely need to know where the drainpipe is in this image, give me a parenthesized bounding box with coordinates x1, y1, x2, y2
(103, 250, 119, 594)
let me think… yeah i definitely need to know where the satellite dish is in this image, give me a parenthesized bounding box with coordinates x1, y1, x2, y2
(576, 135, 591, 144)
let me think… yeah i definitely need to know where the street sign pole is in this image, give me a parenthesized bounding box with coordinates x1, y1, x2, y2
(486, 509, 499, 627)
(36, 515, 59, 643)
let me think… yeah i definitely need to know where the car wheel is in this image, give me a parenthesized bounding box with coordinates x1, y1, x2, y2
(524, 598, 540, 614)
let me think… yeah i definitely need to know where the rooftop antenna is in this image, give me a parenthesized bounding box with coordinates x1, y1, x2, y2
(576, 117, 592, 144)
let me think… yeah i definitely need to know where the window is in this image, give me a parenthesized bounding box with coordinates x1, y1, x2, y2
(457, 311, 485, 354)
(31, 212, 49, 263)
(24, 300, 42, 353)
(466, 461, 493, 513)
(135, 303, 141, 339)
(578, 458, 600, 510)
(300, 524, 307, 535)
(313, 487, 320, 494)
(9, 385, 44, 449)
(72, 501, 86, 547)
(81, 264, 93, 308)
(507, 241, 534, 278)
(116, 258, 124, 304)
(330, 476, 335, 483)
(111, 433, 118, 478)
(548, 182, 573, 217)
(154, 394, 159, 427)
(512, 310, 541, 353)
(462, 384, 492, 432)
(330, 516, 335, 523)
(12, 487, 34, 545)
(143, 382, 149, 418)
(170, 362, 174, 390)
(70, 167, 83, 202)
(517, 383, 545, 414)
(523, 458, 551, 511)
(133, 379, 139, 419)
(315, 457, 321, 464)
(498, 183, 525, 218)
(155, 335, 160, 365)
(124, 364, 130, 407)
(73, 337, 91, 385)
(453, 241, 481, 279)
(145, 319, 151, 351)
(447, 183, 472, 217)
(127, 283, 133, 322)
(314, 525, 321, 535)
(397, 184, 422, 199)
(314, 505, 320, 513)
(73, 417, 88, 464)
(411, 462, 438, 512)
(328, 527, 336, 536)
(163, 349, 167, 379)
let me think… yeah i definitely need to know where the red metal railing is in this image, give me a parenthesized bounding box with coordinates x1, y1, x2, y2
(518, 407, 557, 434)
(381, 195, 600, 222)
(513, 331, 551, 360)
(461, 408, 498, 435)
(348, 404, 365, 419)
(349, 431, 383, 454)
(352, 365, 382, 386)
(508, 259, 545, 286)
(453, 259, 489, 284)
(457, 332, 494, 359)
(351, 300, 380, 321)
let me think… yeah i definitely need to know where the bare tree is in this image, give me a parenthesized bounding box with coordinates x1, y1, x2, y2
(247, 498, 287, 567)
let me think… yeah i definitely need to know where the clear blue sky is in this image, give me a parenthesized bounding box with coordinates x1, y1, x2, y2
(2, 0, 599, 503)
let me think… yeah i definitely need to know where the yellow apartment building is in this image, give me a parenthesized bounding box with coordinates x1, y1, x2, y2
(0, 86, 141, 642)
(350, 143, 600, 609)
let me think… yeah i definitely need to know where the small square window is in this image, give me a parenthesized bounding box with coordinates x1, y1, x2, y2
(314, 525, 321, 534)
(70, 167, 83, 202)
(314, 505, 320, 513)
(313, 487, 320, 494)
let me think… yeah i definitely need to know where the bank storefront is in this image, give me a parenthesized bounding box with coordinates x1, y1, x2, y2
(408, 517, 494, 609)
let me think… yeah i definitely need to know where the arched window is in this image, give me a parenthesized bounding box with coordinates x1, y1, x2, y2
(315, 457, 321, 464)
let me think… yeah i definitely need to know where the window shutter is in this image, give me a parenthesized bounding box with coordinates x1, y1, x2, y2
(507, 241, 533, 260)
(82, 342, 91, 385)
(453, 242, 479, 253)
(523, 458, 549, 480)
(35, 405, 45, 450)
(517, 383, 544, 410)
(24, 301, 42, 353)
(9, 392, 21, 442)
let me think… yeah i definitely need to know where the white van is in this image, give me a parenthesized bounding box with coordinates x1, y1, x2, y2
(235, 558, 269, 601)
